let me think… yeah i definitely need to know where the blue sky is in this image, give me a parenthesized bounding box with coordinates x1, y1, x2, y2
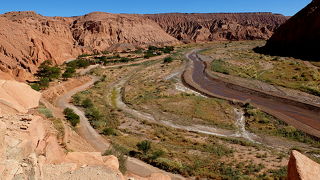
(0, 0, 311, 17)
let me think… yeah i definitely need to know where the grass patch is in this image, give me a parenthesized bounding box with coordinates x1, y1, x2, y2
(38, 104, 53, 118)
(51, 118, 65, 140)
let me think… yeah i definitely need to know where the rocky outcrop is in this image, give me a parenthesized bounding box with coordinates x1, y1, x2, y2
(145, 13, 287, 43)
(0, 113, 125, 180)
(288, 150, 320, 180)
(261, 0, 320, 60)
(0, 11, 179, 81)
(0, 80, 41, 114)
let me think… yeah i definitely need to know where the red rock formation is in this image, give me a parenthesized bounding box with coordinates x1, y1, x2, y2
(288, 150, 320, 180)
(262, 0, 320, 60)
(145, 13, 287, 42)
(0, 11, 288, 81)
(0, 11, 178, 81)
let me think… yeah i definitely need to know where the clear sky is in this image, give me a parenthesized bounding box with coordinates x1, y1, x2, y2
(0, 0, 312, 17)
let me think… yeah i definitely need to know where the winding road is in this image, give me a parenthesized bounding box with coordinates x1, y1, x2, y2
(183, 51, 320, 138)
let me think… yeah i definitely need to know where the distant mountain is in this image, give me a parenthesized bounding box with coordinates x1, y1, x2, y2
(259, 0, 320, 60)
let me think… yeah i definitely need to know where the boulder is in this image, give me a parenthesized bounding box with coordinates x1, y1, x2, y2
(288, 150, 320, 180)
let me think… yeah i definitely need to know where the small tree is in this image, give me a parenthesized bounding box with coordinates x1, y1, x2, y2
(137, 140, 151, 154)
(35, 60, 61, 81)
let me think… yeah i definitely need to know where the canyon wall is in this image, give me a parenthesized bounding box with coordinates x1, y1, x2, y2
(0, 11, 287, 81)
(145, 13, 287, 42)
(261, 0, 320, 60)
(0, 11, 179, 81)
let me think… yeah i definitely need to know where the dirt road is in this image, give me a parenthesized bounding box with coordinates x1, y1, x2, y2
(55, 76, 111, 152)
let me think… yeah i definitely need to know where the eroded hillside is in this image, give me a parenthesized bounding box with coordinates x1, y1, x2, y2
(0, 11, 179, 81)
(146, 13, 287, 42)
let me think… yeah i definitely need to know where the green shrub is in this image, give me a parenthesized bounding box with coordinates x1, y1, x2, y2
(163, 57, 173, 63)
(82, 98, 93, 108)
(62, 66, 76, 79)
(150, 149, 165, 160)
(101, 127, 117, 136)
(63, 108, 80, 126)
(144, 52, 156, 59)
(36, 77, 50, 89)
(103, 143, 128, 173)
(148, 46, 158, 51)
(35, 60, 61, 81)
(211, 60, 229, 75)
(67, 59, 91, 69)
(137, 140, 151, 154)
(30, 83, 40, 91)
(85, 107, 102, 122)
(161, 46, 174, 53)
(38, 106, 53, 118)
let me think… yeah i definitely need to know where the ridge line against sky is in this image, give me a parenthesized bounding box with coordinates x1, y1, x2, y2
(0, 0, 311, 17)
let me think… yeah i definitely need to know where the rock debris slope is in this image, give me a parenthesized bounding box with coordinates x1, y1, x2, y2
(145, 13, 287, 42)
(261, 0, 320, 60)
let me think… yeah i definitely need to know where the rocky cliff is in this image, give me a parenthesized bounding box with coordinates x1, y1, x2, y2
(0, 11, 288, 81)
(0, 11, 179, 81)
(261, 0, 320, 60)
(145, 13, 287, 42)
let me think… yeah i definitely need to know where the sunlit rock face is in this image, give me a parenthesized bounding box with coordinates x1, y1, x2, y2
(0, 11, 179, 81)
(145, 13, 287, 43)
(288, 150, 320, 180)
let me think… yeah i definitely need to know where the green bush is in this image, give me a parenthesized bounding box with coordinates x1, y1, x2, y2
(82, 98, 93, 108)
(150, 149, 165, 160)
(163, 57, 173, 63)
(30, 83, 40, 91)
(103, 143, 128, 173)
(137, 140, 151, 154)
(144, 52, 156, 59)
(67, 59, 91, 69)
(211, 60, 229, 75)
(148, 46, 158, 51)
(63, 108, 80, 126)
(85, 107, 102, 122)
(161, 46, 174, 53)
(38, 106, 53, 118)
(101, 127, 117, 136)
(62, 66, 76, 79)
(35, 60, 61, 81)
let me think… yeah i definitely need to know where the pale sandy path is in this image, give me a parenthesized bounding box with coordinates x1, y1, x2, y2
(50, 58, 185, 180)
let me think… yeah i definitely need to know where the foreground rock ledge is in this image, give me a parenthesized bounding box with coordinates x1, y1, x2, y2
(288, 150, 320, 180)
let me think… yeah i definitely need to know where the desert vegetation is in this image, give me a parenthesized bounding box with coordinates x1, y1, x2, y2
(63, 108, 80, 127)
(68, 45, 308, 179)
(201, 41, 320, 96)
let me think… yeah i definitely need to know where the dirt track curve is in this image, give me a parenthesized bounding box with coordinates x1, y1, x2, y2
(183, 51, 320, 138)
